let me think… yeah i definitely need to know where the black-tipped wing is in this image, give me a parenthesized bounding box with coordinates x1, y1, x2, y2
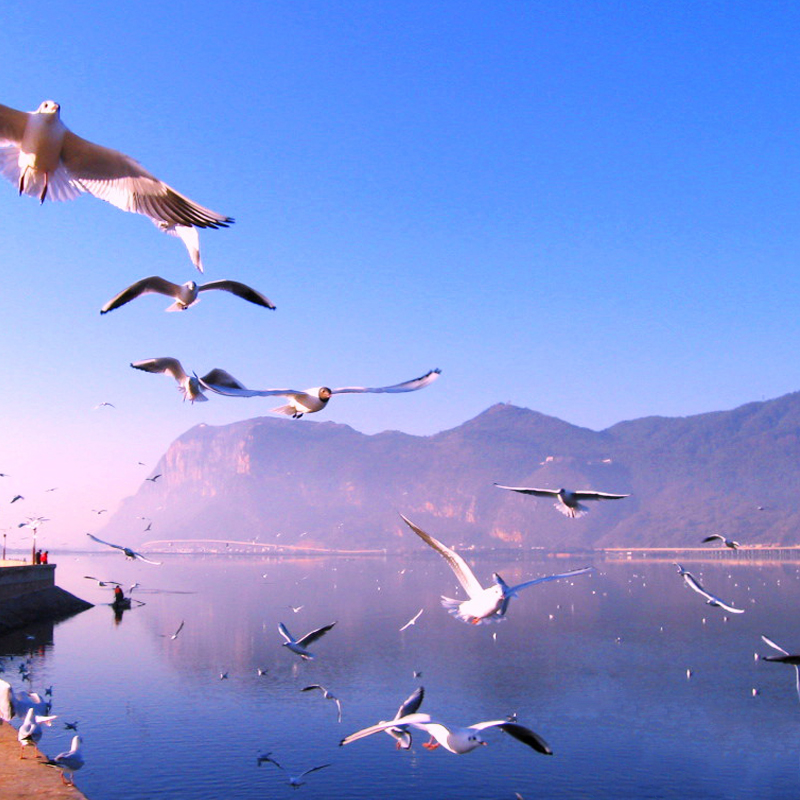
(297, 622, 336, 648)
(61, 130, 233, 229)
(332, 368, 441, 394)
(198, 280, 275, 310)
(471, 720, 553, 755)
(199, 369, 249, 393)
(101, 276, 182, 313)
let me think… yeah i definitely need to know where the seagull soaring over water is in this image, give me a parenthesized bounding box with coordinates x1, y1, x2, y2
(494, 484, 630, 518)
(278, 621, 336, 660)
(401, 515, 593, 624)
(0, 100, 232, 270)
(203, 368, 441, 418)
(301, 684, 343, 723)
(341, 712, 552, 756)
(674, 563, 744, 614)
(702, 534, 740, 550)
(131, 357, 251, 404)
(86, 533, 162, 565)
(101, 276, 275, 314)
(760, 634, 800, 702)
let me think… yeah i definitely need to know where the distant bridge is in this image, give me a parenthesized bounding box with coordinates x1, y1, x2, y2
(141, 538, 386, 555)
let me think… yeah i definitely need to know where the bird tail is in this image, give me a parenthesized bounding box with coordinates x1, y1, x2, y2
(165, 299, 198, 312)
(555, 502, 587, 519)
(440, 596, 504, 625)
(271, 403, 297, 417)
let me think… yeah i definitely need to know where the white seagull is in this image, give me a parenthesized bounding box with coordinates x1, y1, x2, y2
(760, 634, 800, 702)
(401, 516, 593, 624)
(494, 484, 630, 518)
(160, 620, 185, 640)
(203, 368, 441, 418)
(17, 706, 57, 758)
(278, 621, 336, 660)
(0, 679, 49, 721)
(131, 357, 251, 404)
(702, 534, 740, 550)
(674, 563, 744, 614)
(341, 712, 552, 756)
(399, 608, 424, 632)
(301, 684, 343, 723)
(0, 100, 232, 270)
(101, 276, 275, 314)
(85, 533, 162, 565)
(44, 735, 84, 785)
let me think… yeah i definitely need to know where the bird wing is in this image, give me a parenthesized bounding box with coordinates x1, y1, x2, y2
(762, 634, 790, 656)
(297, 622, 336, 648)
(507, 566, 594, 595)
(396, 686, 425, 719)
(100, 276, 182, 313)
(0, 104, 29, 144)
(201, 378, 300, 398)
(470, 720, 553, 755)
(400, 516, 483, 598)
(298, 764, 331, 778)
(571, 491, 629, 501)
(86, 533, 126, 553)
(277, 623, 295, 644)
(331, 368, 441, 394)
(702, 535, 724, 543)
(301, 685, 325, 695)
(681, 571, 714, 602)
(132, 551, 162, 566)
(494, 484, 559, 498)
(130, 357, 188, 383)
(60, 130, 233, 229)
(172, 621, 185, 638)
(340, 713, 432, 746)
(197, 280, 276, 310)
(198, 369, 249, 393)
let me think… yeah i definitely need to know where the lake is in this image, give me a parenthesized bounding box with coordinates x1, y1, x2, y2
(3, 551, 800, 799)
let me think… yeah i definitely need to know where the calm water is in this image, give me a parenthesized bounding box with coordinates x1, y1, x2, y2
(3, 552, 800, 799)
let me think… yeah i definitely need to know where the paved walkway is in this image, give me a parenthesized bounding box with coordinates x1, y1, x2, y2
(0, 721, 88, 799)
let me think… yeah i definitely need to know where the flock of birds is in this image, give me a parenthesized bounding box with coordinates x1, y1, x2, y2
(0, 97, 793, 795)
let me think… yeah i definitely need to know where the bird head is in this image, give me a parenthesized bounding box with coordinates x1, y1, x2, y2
(36, 100, 61, 116)
(318, 387, 332, 401)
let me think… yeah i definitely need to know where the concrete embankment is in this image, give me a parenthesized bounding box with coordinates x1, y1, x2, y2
(0, 562, 92, 635)
(0, 721, 88, 799)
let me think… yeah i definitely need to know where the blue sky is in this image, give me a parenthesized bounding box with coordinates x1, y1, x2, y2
(1, 1, 799, 544)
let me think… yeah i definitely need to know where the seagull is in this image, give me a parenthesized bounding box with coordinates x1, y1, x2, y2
(160, 620, 185, 640)
(674, 563, 744, 614)
(401, 516, 593, 624)
(277, 621, 336, 660)
(702, 534, 740, 550)
(288, 605, 305, 614)
(83, 576, 122, 588)
(380, 686, 426, 750)
(17, 706, 57, 758)
(301, 685, 342, 723)
(10, 494, 23, 503)
(399, 608, 424, 632)
(203, 368, 442, 418)
(341, 712, 552, 756)
(494, 484, 629, 518)
(0, 100, 232, 270)
(85, 533, 162, 565)
(93, 402, 115, 409)
(256, 751, 282, 768)
(131, 357, 251, 404)
(43, 734, 84, 785)
(760, 634, 800, 702)
(100, 276, 275, 314)
(219, 672, 229, 680)
(91, 509, 107, 515)
(63, 721, 79, 731)
(284, 763, 331, 788)
(145, 474, 162, 483)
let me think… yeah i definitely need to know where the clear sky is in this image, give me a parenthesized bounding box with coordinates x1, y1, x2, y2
(1, 1, 799, 545)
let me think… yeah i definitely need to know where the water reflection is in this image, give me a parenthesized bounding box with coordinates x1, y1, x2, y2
(2, 554, 800, 799)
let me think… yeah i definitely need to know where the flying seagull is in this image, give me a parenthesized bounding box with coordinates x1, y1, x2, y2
(277, 621, 336, 660)
(160, 621, 185, 640)
(341, 712, 552, 756)
(702, 534, 740, 550)
(145, 474, 162, 483)
(131, 357, 252, 404)
(0, 100, 232, 270)
(85, 533, 162, 565)
(203, 368, 441, 418)
(399, 608, 424, 632)
(18, 706, 57, 758)
(10, 494, 23, 503)
(100, 276, 275, 314)
(256, 751, 282, 768)
(674, 563, 744, 614)
(93, 402, 115, 409)
(283, 764, 331, 788)
(83, 576, 122, 588)
(760, 634, 800, 702)
(401, 515, 593, 624)
(43, 734, 84, 785)
(301, 684, 343, 723)
(494, 484, 629, 518)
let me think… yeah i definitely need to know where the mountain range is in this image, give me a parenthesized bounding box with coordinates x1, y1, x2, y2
(100, 392, 800, 551)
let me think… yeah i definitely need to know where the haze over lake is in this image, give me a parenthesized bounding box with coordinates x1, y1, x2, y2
(4, 551, 800, 799)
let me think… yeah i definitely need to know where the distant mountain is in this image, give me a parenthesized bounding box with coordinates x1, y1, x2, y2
(101, 393, 800, 550)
